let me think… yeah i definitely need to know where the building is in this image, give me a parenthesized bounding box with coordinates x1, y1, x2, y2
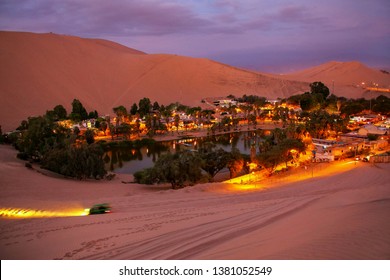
(358, 124, 388, 136)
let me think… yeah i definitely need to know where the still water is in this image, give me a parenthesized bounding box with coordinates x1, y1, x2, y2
(105, 130, 269, 174)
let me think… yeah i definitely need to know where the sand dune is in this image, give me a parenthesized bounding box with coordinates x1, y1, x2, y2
(282, 61, 390, 99)
(1, 145, 389, 260)
(1, 31, 389, 132)
(0, 31, 307, 131)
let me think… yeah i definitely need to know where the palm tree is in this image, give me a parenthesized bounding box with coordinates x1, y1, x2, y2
(174, 114, 180, 133)
(161, 107, 173, 130)
(113, 106, 127, 125)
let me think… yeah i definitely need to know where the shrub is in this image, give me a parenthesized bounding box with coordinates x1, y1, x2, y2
(367, 134, 379, 141)
(17, 152, 29, 160)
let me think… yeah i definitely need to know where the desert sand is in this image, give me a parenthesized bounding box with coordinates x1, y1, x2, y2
(1, 144, 389, 260)
(281, 61, 390, 99)
(2, 31, 389, 132)
(0, 31, 307, 132)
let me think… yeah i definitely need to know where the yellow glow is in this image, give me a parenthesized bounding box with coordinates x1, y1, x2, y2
(247, 162, 258, 170)
(222, 159, 361, 193)
(0, 208, 90, 219)
(231, 184, 261, 191)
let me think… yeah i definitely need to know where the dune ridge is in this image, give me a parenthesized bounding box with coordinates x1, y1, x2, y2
(282, 61, 390, 98)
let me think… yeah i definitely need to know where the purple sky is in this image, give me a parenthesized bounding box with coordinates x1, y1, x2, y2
(1, 0, 389, 72)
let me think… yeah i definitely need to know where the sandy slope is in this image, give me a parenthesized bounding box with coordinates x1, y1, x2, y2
(1, 145, 389, 260)
(2, 31, 388, 132)
(0, 31, 307, 132)
(280, 61, 390, 99)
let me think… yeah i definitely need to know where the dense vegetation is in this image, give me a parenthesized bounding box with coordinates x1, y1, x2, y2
(8, 100, 107, 180)
(41, 143, 106, 179)
(134, 144, 251, 188)
(1, 81, 389, 184)
(286, 82, 390, 115)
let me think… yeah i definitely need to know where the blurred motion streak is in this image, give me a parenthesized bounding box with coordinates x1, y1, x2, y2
(0, 208, 90, 218)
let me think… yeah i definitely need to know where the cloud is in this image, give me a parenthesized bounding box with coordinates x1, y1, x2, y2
(85, 1, 214, 36)
(0, 0, 214, 36)
(0, 0, 389, 71)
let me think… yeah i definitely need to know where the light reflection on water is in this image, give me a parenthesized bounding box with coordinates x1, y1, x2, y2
(106, 130, 268, 174)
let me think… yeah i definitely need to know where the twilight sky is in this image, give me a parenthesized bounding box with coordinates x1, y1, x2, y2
(1, 0, 389, 72)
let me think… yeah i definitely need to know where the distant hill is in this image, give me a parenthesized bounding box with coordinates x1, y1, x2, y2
(0, 31, 308, 131)
(282, 61, 390, 98)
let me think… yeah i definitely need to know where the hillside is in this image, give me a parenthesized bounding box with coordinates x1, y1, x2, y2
(0, 31, 308, 131)
(2, 32, 388, 132)
(282, 61, 390, 98)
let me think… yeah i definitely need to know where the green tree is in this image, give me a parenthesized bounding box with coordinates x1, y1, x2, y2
(73, 126, 80, 137)
(199, 145, 230, 181)
(53, 105, 67, 120)
(45, 110, 58, 122)
(310, 81, 330, 100)
(113, 106, 127, 123)
(221, 116, 232, 131)
(16, 116, 68, 159)
(145, 114, 153, 135)
(372, 95, 390, 114)
(257, 146, 283, 175)
(70, 99, 88, 121)
(287, 94, 302, 106)
(226, 148, 244, 178)
(133, 168, 157, 185)
(300, 92, 319, 111)
(186, 106, 201, 124)
(100, 121, 108, 135)
(239, 104, 252, 124)
(84, 129, 95, 144)
(271, 128, 286, 145)
(94, 119, 101, 129)
(238, 94, 266, 104)
(161, 106, 173, 130)
(278, 138, 305, 168)
(304, 110, 346, 139)
(109, 124, 116, 139)
(138, 97, 151, 118)
(130, 103, 138, 115)
(118, 123, 132, 139)
(42, 143, 106, 179)
(135, 119, 141, 136)
(17, 120, 29, 130)
(134, 151, 203, 188)
(88, 110, 98, 119)
(340, 101, 365, 116)
(174, 114, 180, 132)
(46, 105, 68, 122)
(273, 106, 289, 124)
(152, 101, 160, 111)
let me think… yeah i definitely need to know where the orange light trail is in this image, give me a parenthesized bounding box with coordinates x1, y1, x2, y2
(0, 208, 90, 219)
